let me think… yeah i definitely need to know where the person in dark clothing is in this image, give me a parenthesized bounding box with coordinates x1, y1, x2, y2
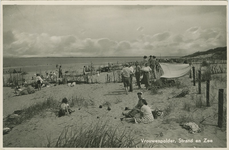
(129, 63, 134, 92)
(141, 63, 152, 90)
(59, 65, 63, 78)
(135, 61, 141, 89)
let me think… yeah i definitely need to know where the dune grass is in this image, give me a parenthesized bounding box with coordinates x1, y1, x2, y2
(4, 95, 96, 128)
(69, 95, 95, 108)
(4, 97, 59, 128)
(183, 102, 192, 112)
(47, 121, 140, 148)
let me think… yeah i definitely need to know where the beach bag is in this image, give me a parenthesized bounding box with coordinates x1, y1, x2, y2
(152, 109, 163, 119)
(180, 122, 201, 134)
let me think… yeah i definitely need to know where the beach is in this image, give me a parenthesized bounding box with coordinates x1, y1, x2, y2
(2, 65, 227, 148)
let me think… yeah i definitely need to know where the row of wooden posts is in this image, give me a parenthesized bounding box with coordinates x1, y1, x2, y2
(190, 66, 225, 128)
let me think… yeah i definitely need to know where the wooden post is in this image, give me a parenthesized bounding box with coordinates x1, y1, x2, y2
(91, 62, 93, 83)
(198, 70, 201, 94)
(20, 68, 22, 86)
(192, 66, 195, 86)
(189, 68, 192, 78)
(206, 80, 210, 107)
(3, 76, 5, 87)
(218, 89, 224, 128)
(17, 72, 18, 86)
(107, 74, 109, 82)
(10, 72, 12, 83)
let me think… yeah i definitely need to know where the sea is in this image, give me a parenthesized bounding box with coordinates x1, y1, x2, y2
(3, 56, 178, 73)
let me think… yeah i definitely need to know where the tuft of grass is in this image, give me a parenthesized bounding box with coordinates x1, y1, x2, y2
(174, 88, 189, 98)
(201, 60, 210, 67)
(195, 96, 204, 108)
(47, 121, 140, 148)
(183, 102, 192, 112)
(150, 86, 159, 94)
(4, 97, 59, 128)
(114, 97, 122, 104)
(163, 105, 173, 117)
(69, 96, 95, 108)
(211, 74, 227, 83)
(176, 115, 194, 124)
(201, 69, 211, 82)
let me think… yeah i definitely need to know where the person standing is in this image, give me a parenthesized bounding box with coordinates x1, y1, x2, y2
(141, 56, 148, 67)
(129, 63, 134, 92)
(141, 63, 152, 90)
(59, 65, 63, 78)
(121, 63, 132, 95)
(135, 61, 141, 89)
(149, 56, 158, 81)
(36, 74, 43, 91)
(83, 66, 86, 75)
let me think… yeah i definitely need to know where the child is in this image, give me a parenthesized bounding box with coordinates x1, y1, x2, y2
(58, 98, 74, 117)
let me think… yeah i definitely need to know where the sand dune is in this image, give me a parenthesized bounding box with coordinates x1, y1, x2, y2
(3, 71, 227, 148)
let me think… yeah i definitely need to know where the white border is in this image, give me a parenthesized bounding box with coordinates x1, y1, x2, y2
(0, 1, 228, 150)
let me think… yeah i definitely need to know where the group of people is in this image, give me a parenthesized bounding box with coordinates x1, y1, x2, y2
(121, 92, 154, 124)
(121, 55, 161, 94)
(58, 92, 155, 124)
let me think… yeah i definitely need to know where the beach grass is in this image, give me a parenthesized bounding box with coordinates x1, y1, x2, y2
(47, 121, 140, 148)
(4, 97, 59, 128)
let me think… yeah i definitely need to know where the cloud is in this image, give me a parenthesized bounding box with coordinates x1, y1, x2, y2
(3, 25, 226, 57)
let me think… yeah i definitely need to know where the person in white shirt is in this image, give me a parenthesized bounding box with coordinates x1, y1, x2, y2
(121, 63, 133, 95)
(36, 74, 43, 91)
(58, 98, 74, 117)
(141, 63, 152, 90)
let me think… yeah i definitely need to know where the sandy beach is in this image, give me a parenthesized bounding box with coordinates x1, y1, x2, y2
(2, 69, 227, 148)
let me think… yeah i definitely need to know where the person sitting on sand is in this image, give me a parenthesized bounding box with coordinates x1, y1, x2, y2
(36, 74, 43, 91)
(58, 98, 74, 117)
(122, 92, 144, 118)
(135, 99, 154, 123)
(123, 99, 154, 124)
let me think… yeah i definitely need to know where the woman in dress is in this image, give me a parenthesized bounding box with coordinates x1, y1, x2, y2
(122, 92, 144, 118)
(134, 99, 154, 124)
(123, 98, 154, 124)
(141, 63, 152, 90)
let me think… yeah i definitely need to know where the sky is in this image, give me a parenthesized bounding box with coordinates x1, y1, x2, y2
(3, 5, 227, 57)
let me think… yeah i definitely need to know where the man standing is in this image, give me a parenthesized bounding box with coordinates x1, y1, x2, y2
(129, 63, 134, 92)
(141, 63, 152, 90)
(142, 56, 148, 67)
(149, 56, 158, 81)
(135, 61, 141, 89)
(59, 65, 63, 78)
(121, 63, 133, 95)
